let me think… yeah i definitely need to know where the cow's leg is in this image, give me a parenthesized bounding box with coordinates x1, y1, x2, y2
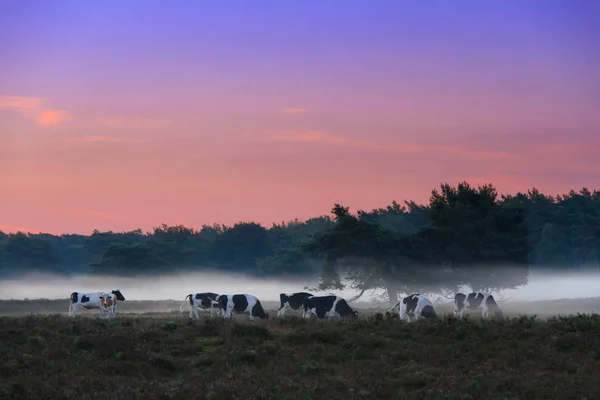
(193, 306, 200, 319)
(304, 309, 311, 319)
(224, 303, 233, 319)
(414, 301, 424, 321)
(481, 308, 488, 321)
(455, 308, 463, 319)
(71, 303, 80, 318)
(399, 302, 407, 321)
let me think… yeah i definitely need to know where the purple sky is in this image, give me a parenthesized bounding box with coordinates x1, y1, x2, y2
(1, 0, 599, 234)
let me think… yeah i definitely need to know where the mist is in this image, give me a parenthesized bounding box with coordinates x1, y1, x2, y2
(0, 271, 364, 303)
(1, 269, 600, 304)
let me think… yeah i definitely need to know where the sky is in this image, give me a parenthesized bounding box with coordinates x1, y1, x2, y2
(1, 0, 600, 235)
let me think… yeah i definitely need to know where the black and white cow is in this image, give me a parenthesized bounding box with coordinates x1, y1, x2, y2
(454, 292, 504, 320)
(216, 294, 269, 320)
(277, 292, 313, 318)
(388, 294, 438, 322)
(302, 295, 359, 319)
(180, 292, 222, 319)
(68, 289, 126, 318)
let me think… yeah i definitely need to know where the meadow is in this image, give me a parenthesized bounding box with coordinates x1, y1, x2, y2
(2, 298, 600, 399)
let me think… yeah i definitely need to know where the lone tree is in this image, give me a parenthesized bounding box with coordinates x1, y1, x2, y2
(302, 181, 531, 304)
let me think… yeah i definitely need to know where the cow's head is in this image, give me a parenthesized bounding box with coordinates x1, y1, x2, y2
(99, 293, 114, 308)
(112, 289, 125, 301)
(351, 310, 359, 318)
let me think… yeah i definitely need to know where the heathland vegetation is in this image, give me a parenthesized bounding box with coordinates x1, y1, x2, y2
(2, 181, 600, 303)
(2, 313, 600, 399)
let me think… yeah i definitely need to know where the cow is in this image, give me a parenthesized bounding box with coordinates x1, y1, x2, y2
(277, 292, 313, 318)
(454, 292, 504, 320)
(99, 292, 117, 318)
(216, 294, 269, 320)
(302, 295, 359, 319)
(68, 289, 126, 318)
(388, 294, 438, 322)
(180, 292, 222, 319)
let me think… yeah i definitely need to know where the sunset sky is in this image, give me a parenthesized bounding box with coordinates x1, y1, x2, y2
(1, 0, 600, 235)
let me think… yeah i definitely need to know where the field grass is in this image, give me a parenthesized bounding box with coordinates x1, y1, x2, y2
(2, 303, 600, 399)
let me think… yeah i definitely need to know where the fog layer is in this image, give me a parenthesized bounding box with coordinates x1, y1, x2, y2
(1, 270, 600, 303)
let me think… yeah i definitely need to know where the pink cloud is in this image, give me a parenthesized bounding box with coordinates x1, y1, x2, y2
(273, 131, 513, 161)
(536, 142, 600, 155)
(0, 96, 44, 110)
(68, 136, 128, 143)
(53, 208, 152, 222)
(93, 115, 173, 130)
(36, 109, 72, 127)
(0, 223, 53, 234)
(0, 95, 72, 127)
(0, 95, 171, 131)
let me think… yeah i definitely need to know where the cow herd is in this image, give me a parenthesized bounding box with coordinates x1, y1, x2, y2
(67, 288, 505, 322)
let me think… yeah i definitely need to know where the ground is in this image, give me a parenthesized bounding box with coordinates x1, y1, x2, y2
(1, 298, 600, 399)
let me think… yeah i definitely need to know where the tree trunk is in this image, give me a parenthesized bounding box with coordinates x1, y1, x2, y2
(385, 281, 400, 306)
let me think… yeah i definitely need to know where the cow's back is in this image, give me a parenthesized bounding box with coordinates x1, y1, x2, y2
(304, 295, 336, 318)
(77, 291, 103, 309)
(283, 292, 313, 309)
(403, 294, 420, 313)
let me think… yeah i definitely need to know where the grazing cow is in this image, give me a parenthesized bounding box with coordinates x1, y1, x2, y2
(216, 294, 269, 320)
(277, 292, 313, 318)
(302, 295, 359, 319)
(99, 292, 117, 318)
(454, 292, 504, 320)
(68, 289, 126, 318)
(388, 294, 438, 322)
(180, 292, 222, 319)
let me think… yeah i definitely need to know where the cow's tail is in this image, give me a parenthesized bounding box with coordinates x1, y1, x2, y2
(180, 294, 192, 313)
(68, 292, 77, 315)
(388, 302, 400, 313)
(278, 293, 286, 310)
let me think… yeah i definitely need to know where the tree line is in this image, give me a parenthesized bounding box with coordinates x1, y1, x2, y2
(1, 181, 599, 302)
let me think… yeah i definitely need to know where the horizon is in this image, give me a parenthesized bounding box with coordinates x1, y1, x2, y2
(1, 182, 598, 236)
(2, 1, 600, 235)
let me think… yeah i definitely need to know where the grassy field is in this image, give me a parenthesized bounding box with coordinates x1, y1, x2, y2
(2, 298, 600, 399)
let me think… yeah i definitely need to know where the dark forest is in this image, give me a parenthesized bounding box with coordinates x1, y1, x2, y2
(2, 181, 599, 302)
